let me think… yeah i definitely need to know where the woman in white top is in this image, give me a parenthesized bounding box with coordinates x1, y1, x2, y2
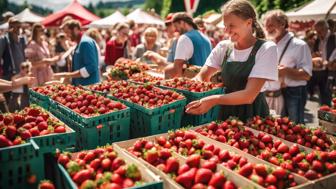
(185, 0, 278, 122)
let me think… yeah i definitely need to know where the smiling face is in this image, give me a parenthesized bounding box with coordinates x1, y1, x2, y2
(223, 13, 253, 43)
(264, 16, 285, 41)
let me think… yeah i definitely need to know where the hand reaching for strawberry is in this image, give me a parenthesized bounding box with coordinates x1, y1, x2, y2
(185, 96, 217, 115)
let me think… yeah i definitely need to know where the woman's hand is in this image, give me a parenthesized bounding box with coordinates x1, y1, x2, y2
(185, 96, 217, 115)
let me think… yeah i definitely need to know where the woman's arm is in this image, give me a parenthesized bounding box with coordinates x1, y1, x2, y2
(29, 56, 60, 68)
(194, 65, 219, 82)
(0, 77, 35, 93)
(185, 78, 266, 115)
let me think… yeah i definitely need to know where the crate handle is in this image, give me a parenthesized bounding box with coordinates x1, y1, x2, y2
(30, 139, 40, 151)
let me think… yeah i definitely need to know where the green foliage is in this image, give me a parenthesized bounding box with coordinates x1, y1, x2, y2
(161, 0, 172, 18)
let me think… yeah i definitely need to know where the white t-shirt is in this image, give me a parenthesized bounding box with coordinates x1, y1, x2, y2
(205, 40, 278, 91)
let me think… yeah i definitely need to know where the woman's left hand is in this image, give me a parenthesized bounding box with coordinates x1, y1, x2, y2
(185, 96, 217, 115)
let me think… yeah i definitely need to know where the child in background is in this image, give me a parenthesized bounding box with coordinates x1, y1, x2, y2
(11, 61, 32, 111)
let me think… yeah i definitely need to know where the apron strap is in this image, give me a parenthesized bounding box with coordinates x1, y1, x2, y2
(221, 43, 233, 68)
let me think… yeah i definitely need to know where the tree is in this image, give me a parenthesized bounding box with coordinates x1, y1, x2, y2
(144, 0, 163, 14)
(161, 0, 172, 18)
(0, 0, 9, 17)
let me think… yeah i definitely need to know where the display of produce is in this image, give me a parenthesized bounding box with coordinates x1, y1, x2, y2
(247, 116, 335, 151)
(0, 105, 67, 148)
(158, 77, 223, 93)
(57, 145, 159, 189)
(195, 119, 336, 180)
(89, 81, 185, 109)
(109, 58, 150, 80)
(129, 72, 163, 84)
(32, 84, 79, 97)
(50, 89, 127, 118)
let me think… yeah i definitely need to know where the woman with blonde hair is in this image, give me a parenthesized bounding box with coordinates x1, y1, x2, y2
(25, 23, 60, 85)
(133, 27, 161, 59)
(185, 0, 278, 121)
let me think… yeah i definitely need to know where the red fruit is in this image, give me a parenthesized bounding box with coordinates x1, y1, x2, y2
(122, 178, 134, 188)
(186, 154, 201, 168)
(249, 174, 264, 186)
(13, 137, 23, 145)
(111, 173, 123, 185)
(37, 122, 48, 131)
(101, 158, 111, 170)
(72, 169, 92, 184)
(114, 166, 126, 176)
(20, 130, 32, 140)
(223, 181, 236, 189)
(89, 159, 101, 170)
(329, 151, 336, 161)
(156, 136, 166, 146)
(144, 148, 158, 165)
(191, 183, 207, 189)
(272, 167, 287, 179)
(312, 160, 324, 172)
(178, 164, 190, 175)
(158, 148, 172, 159)
(255, 164, 268, 177)
(5, 126, 17, 139)
(58, 154, 70, 166)
(219, 150, 231, 161)
(277, 143, 289, 153)
(0, 135, 12, 147)
(175, 168, 197, 188)
(288, 144, 300, 156)
(208, 172, 226, 188)
(261, 135, 273, 143)
(201, 160, 217, 172)
(54, 126, 66, 133)
(304, 170, 318, 180)
(319, 152, 329, 162)
(27, 108, 40, 117)
(38, 180, 55, 189)
(102, 183, 121, 189)
(195, 168, 213, 184)
(3, 115, 13, 125)
(165, 157, 179, 173)
(265, 174, 277, 185)
(111, 157, 125, 170)
(238, 163, 253, 177)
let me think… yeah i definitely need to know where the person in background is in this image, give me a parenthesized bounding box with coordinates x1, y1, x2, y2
(185, 0, 278, 122)
(10, 61, 31, 111)
(54, 32, 70, 72)
(86, 28, 104, 73)
(264, 10, 312, 123)
(165, 12, 212, 78)
(25, 23, 60, 86)
(133, 27, 161, 60)
(58, 20, 100, 86)
(312, 20, 336, 106)
(128, 20, 141, 48)
(0, 18, 26, 112)
(104, 23, 129, 66)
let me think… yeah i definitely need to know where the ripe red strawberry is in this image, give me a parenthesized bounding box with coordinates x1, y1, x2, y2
(156, 136, 166, 146)
(38, 180, 55, 189)
(175, 168, 197, 189)
(122, 178, 134, 188)
(223, 181, 236, 189)
(13, 114, 25, 125)
(238, 163, 253, 177)
(265, 174, 277, 185)
(89, 159, 101, 170)
(58, 154, 70, 166)
(194, 168, 213, 184)
(208, 172, 226, 188)
(101, 158, 111, 170)
(158, 148, 172, 159)
(329, 151, 336, 161)
(54, 126, 66, 133)
(304, 170, 318, 180)
(5, 126, 17, 139)
(83, 151, 96, 163)
(201, 160, 217, 172)
(13, 136, 23, 145)
(178, 164, 190, 175)
(186, 154, 201, 168)
(111, 173, 123, 185)
(261, 135, 272, 143)
(20, 130, 32, 140)
(277, 143, 289, 153)
(0, 135, 12, 147)
(272, 167, 287, 179)
(112, 157, 125, 171)
(144, 148, 158, 165)
(27, 108, 40, 117)
(114, 165, 126, 176)
(312, 160, 324, 172)
(191, 183, 207, 189)
(72, 169, 92, 184)
(219, 149, 231, 161)
(288, 144, 300, 156)
(255, 164, 268, 177)
(37, 121, 48, 131)
(3, 115, 13, 125)
(165, 157, 179, 173)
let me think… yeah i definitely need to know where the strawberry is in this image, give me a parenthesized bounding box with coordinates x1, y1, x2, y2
(265, 174, 277, 185)
(58, 154, 70, 166)
(0, 135, 12, 147)
(13, 114, 25, 125)
(13, 136, 23, 145)
(5, 126, 17, 139)
(223, 181, 236, 189)
(219, 149, 231, 161)
(111, 173, 123, 185)
(208, 172, 226, 188)
(158, 148, 171, 159)
(186, 154, 201, 168)
(195, 168, 213, 184)
(249, 174, 264, 186)
(72, 169, 92, 184)
(79, 180, 96, 189)
(101, 183, 121, 189)
(126, 164, 141, 181)
(20, 130, 32, 140)
(304, 170, 318, 180)
(89, 159, 101, 170)
(288, 144, 300, 156)
(54, 126, 66, 133)
(201, 160, 217, 172)
(238, 163, 253, 177)
(122, 178, 134, 188)
(114, 165, 126, 176)
(272, 167, 287, 179)
(156, 136, 166, 146)
(191, 183, 207, 189)
(178, 164, 190, 175)
(144, 148, 158, 165)
(312, 160, 324, 172)
(101, 158, 111, 170)
(277, 143, 289, 153)
(329, 150, 336, 161)
(165, 157, 179, 173)
(38, 180, 55, 189)
(29, 127, 40, 136)
(261, 135, 273, 143)
(112, 157, 125, 171)
(37, 121, 48, 131)
(27, 108, 40, 117)
(3, 115, 13, 125)
(175, 168, 197, 189)
(255, 164, 268, 177)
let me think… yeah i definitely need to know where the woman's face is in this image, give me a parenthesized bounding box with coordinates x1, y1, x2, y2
(118, 28, 129, 43)
(145, 33, 157, 45)
(223, 14, 252, 42)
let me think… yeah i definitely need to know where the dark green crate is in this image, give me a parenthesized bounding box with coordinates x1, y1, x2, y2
(0, 140, 44, 189)
(28, 89, 50, 109)
(107, 95, 187, 138)
(318, 110, 336, 123)
(49, 102, 131, 150)
(157, 86, 225, 126)
(57, 163, 163, 189)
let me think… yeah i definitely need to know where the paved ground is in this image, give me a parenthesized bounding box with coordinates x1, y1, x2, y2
(305, 96, 320, 128)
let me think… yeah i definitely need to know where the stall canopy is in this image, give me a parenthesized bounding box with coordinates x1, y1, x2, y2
(203, 13, 222, 25)
(287, 0, 336, 22)
(15, 8, 44, 23)
(126, 8, 164, 26)
(89, 10, 127, 28)
(42, 0, 99, 27)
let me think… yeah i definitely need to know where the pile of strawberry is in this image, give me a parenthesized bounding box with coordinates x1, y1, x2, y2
(158, 78, 222, 93)
(109, 58, 150, 80)
(128, 72, 163, 84)
(149, 129, 297, 189)
(32, 84, 79, 97)
(127, 139, 238, 189)
(196, 119, 336, 180)
(248, 116, 334, 151)
(0, 106, 67, 148)
(319, 98, 336, 114)
(89, 81, 185, 109)
(57, 145, 146, 189)
(51, 89, 127, 118)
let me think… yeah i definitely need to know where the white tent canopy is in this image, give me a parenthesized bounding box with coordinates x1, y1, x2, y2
(286, 0, 336, 22)
(89, 10, 127, 28)
(15, 8, 44, 23)
(203, 13, 222, 25)
(126, 8, 164, 26)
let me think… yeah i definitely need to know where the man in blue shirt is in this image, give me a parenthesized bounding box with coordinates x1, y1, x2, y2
(165, 12, 212, 78)
(60, 20, 100, 86)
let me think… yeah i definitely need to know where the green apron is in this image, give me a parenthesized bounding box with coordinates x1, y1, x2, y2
(220, 39, 269, 122)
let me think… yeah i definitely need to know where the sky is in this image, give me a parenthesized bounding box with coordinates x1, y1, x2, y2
(8, 0, 133, 11)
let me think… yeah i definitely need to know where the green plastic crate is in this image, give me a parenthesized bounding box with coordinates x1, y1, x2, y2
(157, 85, 225, 126)
(28, 89, 51, 110)
(107, 95, 187, 138)
(318, 110, 336, 123)
(0, 140, 44, 189)
(49, 102, 131, 150)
